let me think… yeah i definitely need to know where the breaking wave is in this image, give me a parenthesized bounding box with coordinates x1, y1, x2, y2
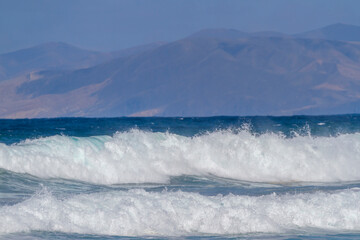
(1, 129, 360, 184)
(1, 188, 360, 236)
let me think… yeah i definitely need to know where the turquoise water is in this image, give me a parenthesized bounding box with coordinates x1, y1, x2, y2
(1, 115, 360, 239)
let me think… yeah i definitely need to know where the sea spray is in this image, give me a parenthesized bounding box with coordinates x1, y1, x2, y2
(1, 129, 360, 184)
(1, 188, 360, 236)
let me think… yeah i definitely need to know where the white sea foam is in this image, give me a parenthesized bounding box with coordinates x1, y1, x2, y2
(1, 129, 360, 184)
(1, 188, 360, 236)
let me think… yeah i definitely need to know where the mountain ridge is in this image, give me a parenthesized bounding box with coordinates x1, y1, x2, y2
(2, 23, 360, 118)
(295, 23, 360, 42)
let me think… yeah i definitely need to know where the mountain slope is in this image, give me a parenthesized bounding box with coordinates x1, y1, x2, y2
(12, 35, 360, 117)
(0, 42, 115, 81)
(0, 41, 166, 82)
(111, 42, 167, 58)
(188, 28, 287, 40)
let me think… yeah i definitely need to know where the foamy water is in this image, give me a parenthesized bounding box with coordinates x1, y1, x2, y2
(1, 188, 360, 236)
(1, 116, 360, 239)
(1, 129, 360, 184)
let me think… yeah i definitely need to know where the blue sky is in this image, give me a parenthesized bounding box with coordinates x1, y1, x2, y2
(1, 0, 360, 53)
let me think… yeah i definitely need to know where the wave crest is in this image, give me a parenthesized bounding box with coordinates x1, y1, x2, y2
(1, 129, 360, 184)
(1, 189, 360, 235)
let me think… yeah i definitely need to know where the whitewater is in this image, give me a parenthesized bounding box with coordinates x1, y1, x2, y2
(1, 129, 360, 184)
(2, 188, 360, 236)
(1, 116, 360, 239)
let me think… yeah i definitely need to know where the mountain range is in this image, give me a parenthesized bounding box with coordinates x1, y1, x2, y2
(1, 23, 360, 118)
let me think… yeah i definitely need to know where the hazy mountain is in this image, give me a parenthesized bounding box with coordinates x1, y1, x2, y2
(192, 23, 360, 42)
(188, 28, 249, 40)
(111, 42, 167, 58)
(2, 24, 360, 118)
(296, 23, 360, 42)
(188, 28, 287, 40)
(0, 41, 166, 82)
(0, 42, 115, 81)
(10, 33, 360, 117)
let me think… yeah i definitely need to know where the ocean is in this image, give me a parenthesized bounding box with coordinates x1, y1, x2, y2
(1, 115, 360, 239)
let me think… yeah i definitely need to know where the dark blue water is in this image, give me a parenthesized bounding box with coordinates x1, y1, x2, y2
(1, 115, 360, 144)
(1, 115, 360, 239)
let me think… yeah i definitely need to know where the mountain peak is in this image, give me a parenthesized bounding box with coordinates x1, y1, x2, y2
(34, 42, 98, 53)
(0, 41, 110, 81)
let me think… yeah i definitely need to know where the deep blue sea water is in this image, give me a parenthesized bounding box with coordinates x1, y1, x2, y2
(1, 115, 360, 239)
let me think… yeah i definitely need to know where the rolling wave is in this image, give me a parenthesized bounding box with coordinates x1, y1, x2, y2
(1, 129, 360, 184)
(1, 188, 360, 236)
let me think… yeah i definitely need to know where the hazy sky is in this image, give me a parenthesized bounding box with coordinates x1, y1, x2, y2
(1, 0, 360, 53)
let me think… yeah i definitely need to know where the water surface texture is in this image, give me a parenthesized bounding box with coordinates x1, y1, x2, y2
(1, 115, 360, 239)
